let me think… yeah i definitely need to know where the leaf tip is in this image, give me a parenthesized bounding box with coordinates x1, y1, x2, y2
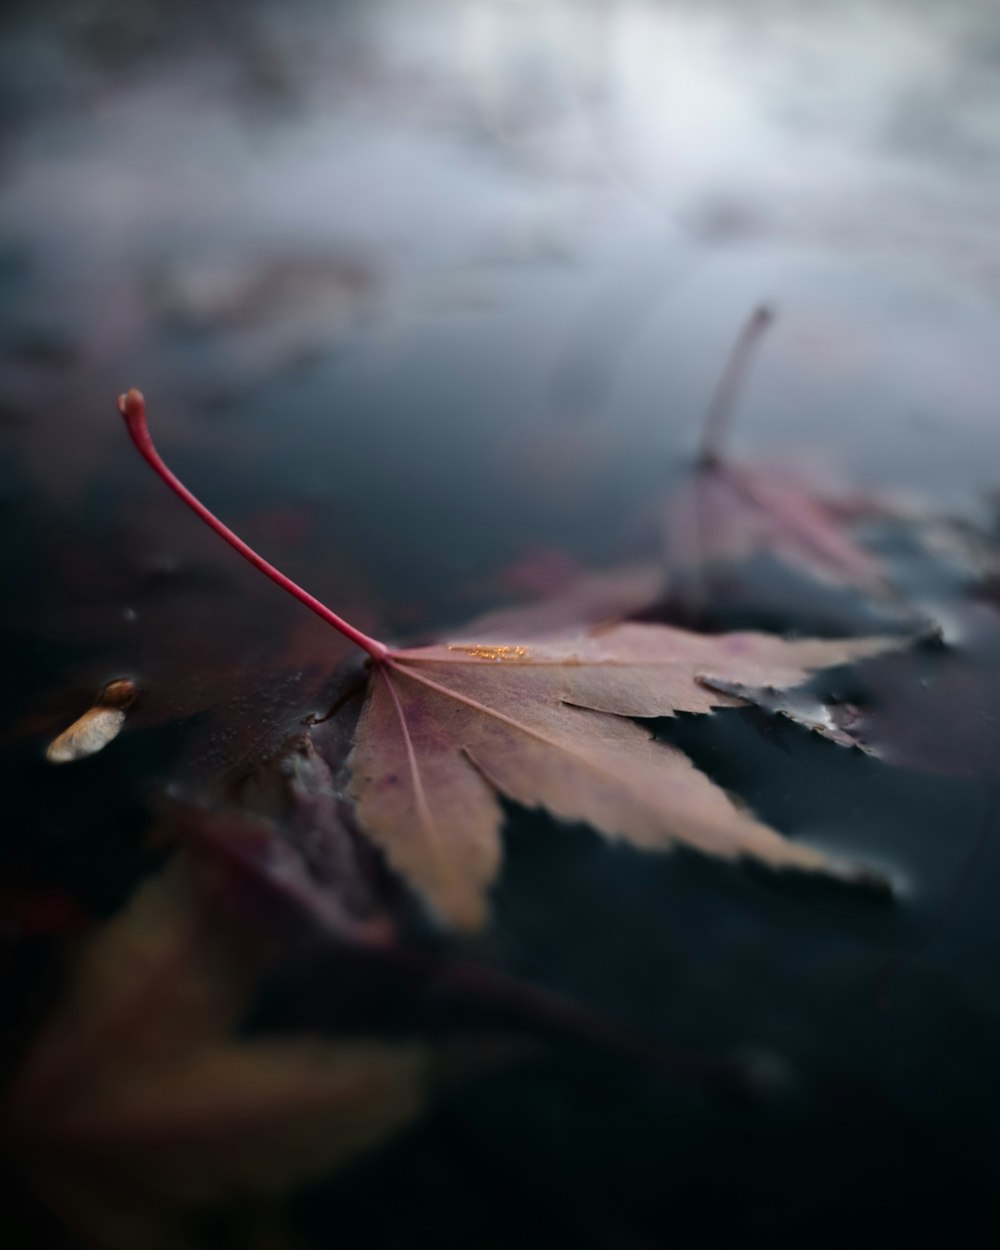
(824, 857, 896, 899)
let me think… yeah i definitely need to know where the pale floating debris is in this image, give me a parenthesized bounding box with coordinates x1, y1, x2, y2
(46, 679, 137, 764)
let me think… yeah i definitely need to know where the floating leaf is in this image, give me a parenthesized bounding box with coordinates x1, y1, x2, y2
(344, 623, 895, 929)
(117, 389, 898, 933)
(664, 306, 892, 598)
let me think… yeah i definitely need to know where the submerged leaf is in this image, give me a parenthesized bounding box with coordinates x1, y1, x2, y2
(183, 728, 400, 949)
(345, 622, 896, 929)
(2, 855, 432, 1248)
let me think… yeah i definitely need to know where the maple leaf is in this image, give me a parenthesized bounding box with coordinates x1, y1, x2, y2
(117, 389, 897, 933)
(345, 625, 893, 929)
(688, 505, 1000, 785)
(187, 724, 402, 949)
(721, 601, 1000, 783)
(663, 305, 893, 599)
(664, 457, 889, 596)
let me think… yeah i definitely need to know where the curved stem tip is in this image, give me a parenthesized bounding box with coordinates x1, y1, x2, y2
(117, 388, 389, 662)
(697, 304, 776, 468)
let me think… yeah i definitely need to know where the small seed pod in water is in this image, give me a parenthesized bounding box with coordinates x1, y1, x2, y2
(45, 679, 137, 764)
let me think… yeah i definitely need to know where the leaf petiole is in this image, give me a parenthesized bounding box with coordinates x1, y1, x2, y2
(117, 388, 389, 662)
(697, 303, 775, 468)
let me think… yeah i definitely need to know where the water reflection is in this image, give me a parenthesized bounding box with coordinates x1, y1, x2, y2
(1, 1, 999, 515)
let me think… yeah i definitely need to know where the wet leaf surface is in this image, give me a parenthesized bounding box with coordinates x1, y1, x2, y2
(347, 624, 896, 929)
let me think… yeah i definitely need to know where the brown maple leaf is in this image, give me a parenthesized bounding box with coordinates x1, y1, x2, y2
(345, 625, 893, 929)
(117, 389, 897, 932)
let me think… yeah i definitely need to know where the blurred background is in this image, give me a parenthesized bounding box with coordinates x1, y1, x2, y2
(4, 0, 1000, 553)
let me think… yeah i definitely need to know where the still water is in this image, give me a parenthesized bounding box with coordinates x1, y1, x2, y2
(2, 2, 999, 1246)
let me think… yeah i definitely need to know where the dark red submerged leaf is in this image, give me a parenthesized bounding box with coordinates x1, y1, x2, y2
(167, 712, 734, 1086)
(174, 722, 403, 950)
(2, 787, 719, 1250)
(10, 486, 386, 783)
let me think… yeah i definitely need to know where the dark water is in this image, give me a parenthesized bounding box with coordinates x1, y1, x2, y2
(2, 2, 1000, 1247)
